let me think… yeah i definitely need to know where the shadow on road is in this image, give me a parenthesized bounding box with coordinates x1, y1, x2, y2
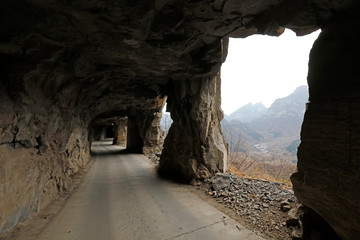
(90, 140, 127, 156)
(91, 140, 188, 184)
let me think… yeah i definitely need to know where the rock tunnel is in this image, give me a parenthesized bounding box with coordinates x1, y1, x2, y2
(0, 0, 359, 239)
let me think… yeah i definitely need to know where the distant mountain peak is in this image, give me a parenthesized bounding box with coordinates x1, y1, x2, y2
(266, 85, 308, 118)
(226, 102, 267, 122)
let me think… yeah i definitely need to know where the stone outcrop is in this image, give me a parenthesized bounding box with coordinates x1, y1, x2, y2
(1, 0, 359, 238)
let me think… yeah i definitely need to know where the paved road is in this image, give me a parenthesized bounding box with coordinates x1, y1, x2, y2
(37, 141, 264, 240)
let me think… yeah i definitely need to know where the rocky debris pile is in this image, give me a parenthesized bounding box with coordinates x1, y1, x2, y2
(201, 173, 303, 240)
(147, 153, 161, 164)
(144, 145, 163, 164)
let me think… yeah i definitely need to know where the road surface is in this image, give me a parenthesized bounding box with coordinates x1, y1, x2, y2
(36, 140, 264, 240)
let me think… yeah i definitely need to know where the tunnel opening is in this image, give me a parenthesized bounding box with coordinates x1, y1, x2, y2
(160, 102, 173, 139)
(89, 116, 129, 155)
(218, 29, 342, 239)
(221, 29, 319, 185)
(89, 106, 167, 157)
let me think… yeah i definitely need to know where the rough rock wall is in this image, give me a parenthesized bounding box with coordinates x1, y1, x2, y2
(291, 8, 360, 240)
(160, 74, 227, 182)
(0, 87, 91, 233)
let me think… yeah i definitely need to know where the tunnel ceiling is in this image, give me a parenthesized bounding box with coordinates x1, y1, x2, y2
(0, 0, 353, 120)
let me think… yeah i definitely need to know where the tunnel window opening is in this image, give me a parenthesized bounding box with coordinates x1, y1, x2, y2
(221, 29, 320, 186)
(160, 102, 173, 138)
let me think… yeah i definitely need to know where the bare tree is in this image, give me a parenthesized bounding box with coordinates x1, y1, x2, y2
(223, 129, 256, 172)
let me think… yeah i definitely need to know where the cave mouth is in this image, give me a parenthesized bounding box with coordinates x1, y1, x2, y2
(221, 30, 319, 185)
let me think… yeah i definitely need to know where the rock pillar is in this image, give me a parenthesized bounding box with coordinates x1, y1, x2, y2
(113, 117, 128, 146)
(160, 74, 227, 182)
(291, 10, 360, 240)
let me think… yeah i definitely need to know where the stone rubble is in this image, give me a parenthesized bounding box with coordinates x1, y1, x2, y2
(200, 173, 303, 240)
(148, 152, 162, 164)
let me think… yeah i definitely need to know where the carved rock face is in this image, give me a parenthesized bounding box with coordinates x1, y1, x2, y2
(0, 0, 359, 238)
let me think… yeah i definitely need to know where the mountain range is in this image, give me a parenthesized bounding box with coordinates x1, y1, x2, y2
(222, 85, 309, 160)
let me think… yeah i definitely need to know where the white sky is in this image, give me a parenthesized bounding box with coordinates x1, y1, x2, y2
(221, 29, 321, 115)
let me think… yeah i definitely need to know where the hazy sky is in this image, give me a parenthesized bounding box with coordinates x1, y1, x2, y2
(221, 29, 321, 115)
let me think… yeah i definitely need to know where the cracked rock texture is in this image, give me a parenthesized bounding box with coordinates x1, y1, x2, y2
(0, 0, 359, 238)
